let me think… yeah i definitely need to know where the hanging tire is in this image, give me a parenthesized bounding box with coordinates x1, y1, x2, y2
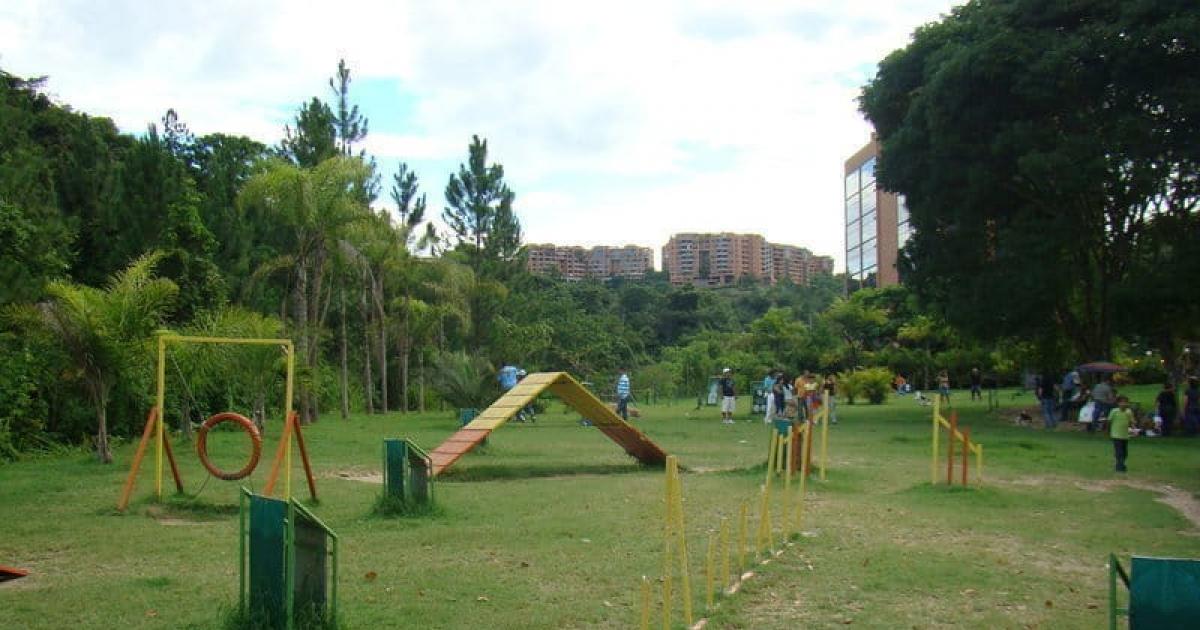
(196, 412, 263, 481)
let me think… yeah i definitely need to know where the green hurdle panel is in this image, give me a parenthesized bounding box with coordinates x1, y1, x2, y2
(1110, 554, 1200, 629)
(382, 438, 434, 505)
(240, 489, 339, 629)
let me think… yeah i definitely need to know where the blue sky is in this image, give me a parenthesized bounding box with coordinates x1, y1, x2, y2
(0, 0, 960, 270)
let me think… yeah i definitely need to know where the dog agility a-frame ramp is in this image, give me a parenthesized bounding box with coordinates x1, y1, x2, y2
(428, 372, 669, 476)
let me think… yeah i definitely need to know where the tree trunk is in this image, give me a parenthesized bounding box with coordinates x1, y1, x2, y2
(253, 392, 266, 431)
(339, 289, 350, 420)
(401, 343, 410, 415)
(307, 248, 328, 423)
(95, 389, 112, 464)
(378, 277, 388, 413)
(418, 351, 426, 413)
(294, 265, 312, 424)
(361, 279, 374, 414)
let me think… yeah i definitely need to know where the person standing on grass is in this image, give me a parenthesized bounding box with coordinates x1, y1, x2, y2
(616, 367, 632, 421)
(1038, 372, 1058, 430)
(1060, 369, 1081, 424)
(970, 367, 983, 401)
(762, 370, 776, 424)
(719, 368, 736, 424)
(823, 374, 838, 424)
(1154, 381, 1177, 437)
(937, 370, 951, 406)
(1090, 376, 1116, 433)
(1182, 376, 1200, 437)
(1109, 395, 1134, 472)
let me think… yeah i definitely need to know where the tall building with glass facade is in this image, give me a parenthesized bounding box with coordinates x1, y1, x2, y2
(844, 138, 911, 291)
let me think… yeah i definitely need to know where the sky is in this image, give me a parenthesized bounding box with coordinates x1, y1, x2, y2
(0, 0, 959, 271)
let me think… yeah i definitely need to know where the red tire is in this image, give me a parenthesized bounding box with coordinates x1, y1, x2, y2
(196, 412, 263, 481)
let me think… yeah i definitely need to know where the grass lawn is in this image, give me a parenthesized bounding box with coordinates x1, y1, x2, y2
(1, 386, 1198, 628)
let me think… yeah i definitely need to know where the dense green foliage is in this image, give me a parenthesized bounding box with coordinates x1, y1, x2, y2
(860, 0, 1200, 369)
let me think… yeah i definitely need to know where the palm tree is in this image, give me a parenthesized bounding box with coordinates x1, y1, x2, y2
(239, 156, 371, 423)
(39, 253, 177, 462)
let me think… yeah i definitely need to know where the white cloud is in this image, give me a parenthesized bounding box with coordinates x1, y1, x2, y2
(0, 0, 959, 271)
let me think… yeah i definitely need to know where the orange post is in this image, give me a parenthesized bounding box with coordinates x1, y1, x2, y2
(961, 427, 970, 486)
(804, 419, 814, 477)
(263, 413, 294, 496)
(292, 412, 318, 501)
(161, 430, 184, 493)
(117, 408, 160, 511)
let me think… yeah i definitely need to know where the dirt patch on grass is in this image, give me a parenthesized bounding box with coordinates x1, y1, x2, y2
(1074, 479, 1200, 531)
(1001, 475, 1200, 531)
(332, 470, 382, 484)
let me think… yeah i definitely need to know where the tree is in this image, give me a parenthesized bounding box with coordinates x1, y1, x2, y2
(860, 0, 1200, 362)
(37, 253, 177, 462)
(328, 59, 368, 157)
(820, 297, 888, 370)
(239, 157, 371, 423)
(280, 98, 338, 168)
(443, 135, 522, 277)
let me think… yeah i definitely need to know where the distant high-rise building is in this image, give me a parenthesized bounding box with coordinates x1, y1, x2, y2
(526, 243, 653, 281)
(662, 233, 833, 287)
(844, 137, 910, 291)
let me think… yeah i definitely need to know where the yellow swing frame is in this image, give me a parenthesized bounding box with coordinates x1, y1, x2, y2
(116, 334, 316, 511)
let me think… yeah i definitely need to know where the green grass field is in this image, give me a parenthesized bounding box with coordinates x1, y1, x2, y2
(2, 386, 1198, 628)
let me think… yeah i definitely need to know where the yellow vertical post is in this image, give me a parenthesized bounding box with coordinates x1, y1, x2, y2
(796, 424, 809, 532)
(764, 431, 778, 488)
(284, 342, 295, 500)
(720, 517, 731, 590)
(976, 444, 984, 484)
(776, 428, 787, 475)
(640, 576, 651, 630)
(155, 335, 166, 501)
(783, 424, 794, 540)
(669, 458, 693, 627)
(931, 396, 940, 485)
(820, 391, 830, 481)
(737, 502, 748, 573)
(756, 485, 771, 555)
(662, 458, 673, 630)
(705, 534, 715, 610)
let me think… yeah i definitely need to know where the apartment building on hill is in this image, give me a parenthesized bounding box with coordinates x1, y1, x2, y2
(525, 244, 654, 281)
(661, 233, 834, 288)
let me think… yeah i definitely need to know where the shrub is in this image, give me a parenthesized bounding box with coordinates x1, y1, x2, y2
(838, 367, 893, 405)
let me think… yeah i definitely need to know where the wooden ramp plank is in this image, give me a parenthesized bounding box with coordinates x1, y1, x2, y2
(428, 372, 669, 476)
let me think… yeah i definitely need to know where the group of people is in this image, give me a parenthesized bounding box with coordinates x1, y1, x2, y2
(1034, 369, 1200, 439)
(754, 369, 837, 426)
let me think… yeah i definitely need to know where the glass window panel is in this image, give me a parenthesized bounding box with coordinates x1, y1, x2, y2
(845, 194, 859, 223)
(862, 182, 877, 213)
(844, 171, 858, 199)
(862, 210, 877, 241)
(847, 246, 862, 275)
(862, 157, 876, 185)
(846, 219, 861, 250)
(897, 194, 909, 225)
(862, 239, 877, 270)
(898, 221, 913, 249)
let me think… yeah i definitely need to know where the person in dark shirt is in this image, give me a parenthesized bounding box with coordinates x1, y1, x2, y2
(719, 368, 736, 424)
(969, 367, 983, 401)
(1185, 377, 1200, 437)
(1155, 382, 1178, 437)
(1038, 372, 1058, 429)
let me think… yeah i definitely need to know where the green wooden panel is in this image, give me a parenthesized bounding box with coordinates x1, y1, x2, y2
(1131, 556, 1200, 629)
(293, 511, 328, 619)
(384, 439, 408, 500)
(249, 495, 287, 628)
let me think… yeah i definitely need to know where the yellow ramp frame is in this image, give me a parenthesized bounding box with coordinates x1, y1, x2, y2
(427, 372, 669, 476)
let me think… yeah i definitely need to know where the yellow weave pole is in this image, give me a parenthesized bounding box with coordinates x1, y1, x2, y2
(796, 424, 810, 532)
(738, 502, 748, 573)
(931, 396, 941, 484)
(669, 458, 694, 627)
(662, 457, 673, 630)
(756, 485, 770, 555)
(705, 534, 715, 610)
(776, 428, 787, 475)
(783, 424, 794, 540)
(720, 517, 731, 590)
(976, 444, 984, 483)
(764, 430, 778, 488)
(284, 342, 295, 500)
(820, 391, 830, 481)
(155, 335, 166, 501)
(639, 576, 651, 630)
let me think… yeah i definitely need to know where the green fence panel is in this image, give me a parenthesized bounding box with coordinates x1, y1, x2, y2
(1130, 556, 1200, 629)
(383, 439, 408, 500)
(249, 494, 288, 627)
(293, 510, 329, 618)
